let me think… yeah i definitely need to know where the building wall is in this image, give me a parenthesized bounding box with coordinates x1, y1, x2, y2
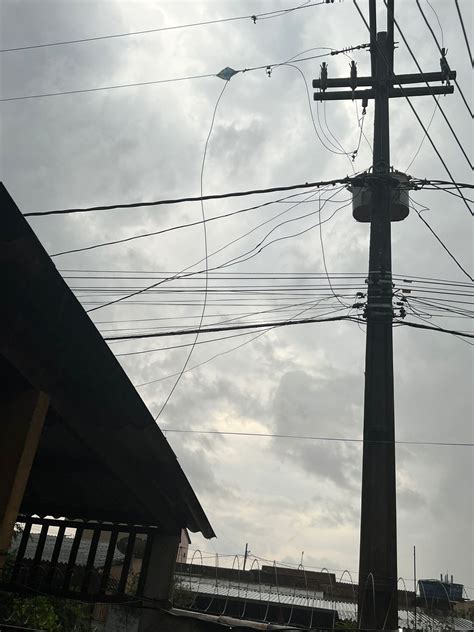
(454, 601, 474, 619)
(177, 529, 190, 564)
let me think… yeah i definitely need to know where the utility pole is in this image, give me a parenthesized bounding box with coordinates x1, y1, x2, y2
(414, 545, 417, 632)
(312, 2, 455, 630)
(243, 542, 249, 571)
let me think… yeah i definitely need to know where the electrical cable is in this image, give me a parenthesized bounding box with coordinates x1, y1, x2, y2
(100, 312, 474, 343)
(49, 189, 323, 257)
(407, 297, 473, 321)
(454, 0, 473, 67)
(425, 0, 444, 47)
(318, 193, 350, 308)
(0, 2, 326, 53)
(394, 319, 473, 340)
(403, 313, 474, 347)
(410, 201, 473, 281)
(0, 71, 218, 102)
(385, 0, 473, 169)
(113, 300, 337, 357)
(415, 0, 473, 118)
(82, 188, 322, 313)
(103, 314, 360, 342)
(22, 175, 474, 218)
(424, 182, 474, 204)
(0, 50, 336, 103)
(154, 80, 229, 421)
(282, 61, 357, 169)
(208, 189, 348, 271)
(158, 428, 474, 447)
(84, 185, 348, 314)
(322, 101, 350, 157)
(136, 305, 351, 390)
(210, 196, 352, 273)
(23, 176, 351, 217)
(405, 96, 440, 172)
(353, 104, 368, 159)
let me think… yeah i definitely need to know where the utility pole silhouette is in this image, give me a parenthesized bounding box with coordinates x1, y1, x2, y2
(313, 1, 455, 629)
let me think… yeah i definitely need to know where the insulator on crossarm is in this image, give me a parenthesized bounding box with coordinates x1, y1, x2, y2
(350, 60, 357, 93)
(320, 62, 328, 92)
(440, 47, 451, 85)
(362, 96, 368, 116)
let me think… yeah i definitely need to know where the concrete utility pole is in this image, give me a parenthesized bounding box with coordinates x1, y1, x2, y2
(312, 2, 456, 630)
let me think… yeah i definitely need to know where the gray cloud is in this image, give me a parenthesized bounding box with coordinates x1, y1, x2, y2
(1, 0, 472, 594)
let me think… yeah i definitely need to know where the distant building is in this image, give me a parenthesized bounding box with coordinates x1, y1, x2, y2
(419, 574, 464, 603)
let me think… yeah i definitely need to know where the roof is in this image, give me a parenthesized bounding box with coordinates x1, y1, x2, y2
(179, 575, 474, 631)
(0, 183, 214, 539)
(21, 533, 125, 568)
(168, 608, 303, 630)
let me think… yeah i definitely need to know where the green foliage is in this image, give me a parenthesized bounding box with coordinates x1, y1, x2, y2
(0, 593, 95, 632)
(172, 578, 194, 609)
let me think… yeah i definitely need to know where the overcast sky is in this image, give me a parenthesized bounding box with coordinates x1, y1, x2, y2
(1, 0, 472, 600)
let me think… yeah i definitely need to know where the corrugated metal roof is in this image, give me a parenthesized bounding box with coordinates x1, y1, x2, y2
(22, 534, 125, 567)
(179, 575, 473, 631)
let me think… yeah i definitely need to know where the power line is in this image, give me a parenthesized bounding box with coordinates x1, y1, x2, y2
(454, 0, 473, 67)
(0, 50, 335, 103)
(115, 330, 272, 357)
(0, 71, 218, 103)
(0, 2, 325, 53)
(56, 269, 472, 286)
(395, 319, 473, 340)
(102, 314, 474, 342)
(49, 188, 340, 258)
(137, 305, 350, 389)
(84, 186, 348, 314)
(21, 176, 474, 218)
(160, 428, 474, 447)
(412, 206, 473, 281)
(103, 314, 360, 342)
(405, 96, 440, 172)
(415, 0, 473, 118)
(23, 176, 351, 218)
(385, 1, 473, 170)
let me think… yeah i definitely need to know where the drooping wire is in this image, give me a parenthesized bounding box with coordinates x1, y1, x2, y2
(425, 0, 444, 47)
(280, 62, 357, 169)
(49, 189, 328, 258)
(405, 96, 440, 172)
(318, 193, 351, 309)
(154, 79, 230, 421)
(83, 184, 332, 314)
(103, 188, 355, 317)
(355, 100, 373, 155)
